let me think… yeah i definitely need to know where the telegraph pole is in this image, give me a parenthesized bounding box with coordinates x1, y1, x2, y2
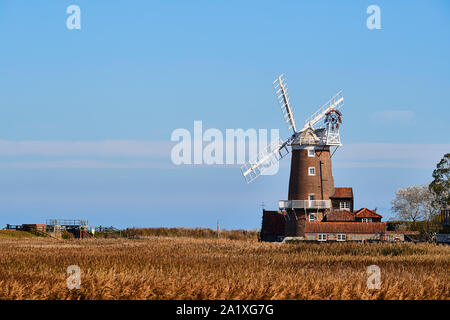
(217, 219, 220, 239)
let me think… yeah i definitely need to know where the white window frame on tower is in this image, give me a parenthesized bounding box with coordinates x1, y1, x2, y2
(337, 234, 346, 241)
(340, 201, 350, 211)
(308, 194, 315, 201)
(307, 148, 315, 157)
(309, 213, 316, 222)
(318, 234, 327, 241)
(308, 167, 316, 176)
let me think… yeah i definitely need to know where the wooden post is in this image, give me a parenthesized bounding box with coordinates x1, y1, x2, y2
(217, 219, 220, 239)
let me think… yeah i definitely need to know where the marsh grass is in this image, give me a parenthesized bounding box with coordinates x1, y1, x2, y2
(0, 230, 37, 239)
(97, 227, 259, 241)
(0, 237, 448, 300)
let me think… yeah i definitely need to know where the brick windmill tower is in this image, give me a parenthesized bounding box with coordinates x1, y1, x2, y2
(241, 74, 345, 238)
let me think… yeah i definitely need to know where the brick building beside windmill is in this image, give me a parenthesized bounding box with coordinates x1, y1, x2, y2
(241, 74, 389, 242)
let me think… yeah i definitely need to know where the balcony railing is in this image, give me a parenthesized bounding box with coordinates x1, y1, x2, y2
(45, 219, 89, 227)
(279, 200, 331, 210)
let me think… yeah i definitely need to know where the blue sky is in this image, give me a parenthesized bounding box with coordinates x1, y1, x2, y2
(0, 0, 449, 229)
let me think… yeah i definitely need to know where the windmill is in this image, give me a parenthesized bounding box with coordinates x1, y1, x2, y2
(240, 74, 344, 215)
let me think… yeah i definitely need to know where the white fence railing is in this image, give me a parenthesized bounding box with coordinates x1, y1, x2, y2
(279, 200, 331, 210)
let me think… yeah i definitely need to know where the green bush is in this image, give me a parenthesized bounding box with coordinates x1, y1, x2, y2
(61, 231, 74, 239)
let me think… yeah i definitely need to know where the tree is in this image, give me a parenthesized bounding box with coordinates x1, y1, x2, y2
(429, 153, 450, 209)
(391, 185, 442, 239)
(421, 186, 442, 239)
(391, 185, 426, 224)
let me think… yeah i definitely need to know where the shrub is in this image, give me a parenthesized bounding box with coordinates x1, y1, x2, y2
(61, 231, 74, 239)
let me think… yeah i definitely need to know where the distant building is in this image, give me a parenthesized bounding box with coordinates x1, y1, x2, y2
(354, 208, 382, 223)
(261, 202, 390, 242)
(260, 210, 286, 242)
(21, 224, 46, 232)
(330, 187, 354, 212)
(441, 206, 450, 226)
(303, 221, 386, 242)
(435, 206, 450, 244)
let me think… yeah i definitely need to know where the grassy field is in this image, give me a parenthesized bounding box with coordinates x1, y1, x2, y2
(0, 236, 448, 300)
(0, 230, 37, 239)
(96, 227, 258, 241)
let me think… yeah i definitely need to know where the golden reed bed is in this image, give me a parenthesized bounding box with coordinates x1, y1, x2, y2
(0, 237, 448, 300)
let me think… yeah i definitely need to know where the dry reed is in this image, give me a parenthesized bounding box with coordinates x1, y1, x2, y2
(0, 237, 448, 300)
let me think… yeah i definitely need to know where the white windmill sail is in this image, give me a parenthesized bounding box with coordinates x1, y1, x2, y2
(302, 90, 343, 131)
(241, 138, 290, 184)
(240, 73, 343, 183)
(273, 74, 297, 133)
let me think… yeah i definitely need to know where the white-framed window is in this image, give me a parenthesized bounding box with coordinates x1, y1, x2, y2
(361, 218, 372, 223)
(318, 234, 327, 241)
(308, 194, 315, 201)
(340, 201, 350, 210)
(308, 167, 316, 176)
(307, 148, 315, 157)
(309, 213, 316, 222)
(337, 234, 346, 241)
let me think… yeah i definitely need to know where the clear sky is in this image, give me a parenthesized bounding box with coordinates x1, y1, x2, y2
(0, 0, 449, 229)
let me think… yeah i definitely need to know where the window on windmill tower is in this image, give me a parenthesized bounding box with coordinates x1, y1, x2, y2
(309, 213, 317, 222)
(308, 167, 316, 176)
(308, 194, 315, 201)
(307, 148, 315, 157)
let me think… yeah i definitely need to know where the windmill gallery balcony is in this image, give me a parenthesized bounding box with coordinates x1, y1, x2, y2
(278, 200, 331, 210)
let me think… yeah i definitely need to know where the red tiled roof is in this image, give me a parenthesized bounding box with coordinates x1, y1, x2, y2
(305, 222, 386, 234)
(354, 208, 382, 219)
(326, 210, 355, 222)
(330, 187, 353, 198)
